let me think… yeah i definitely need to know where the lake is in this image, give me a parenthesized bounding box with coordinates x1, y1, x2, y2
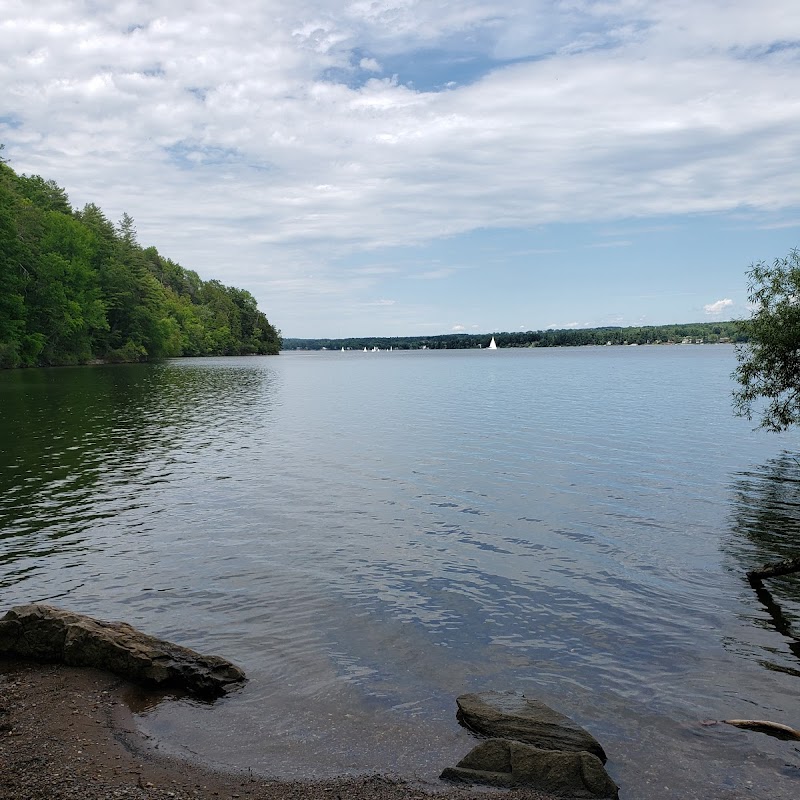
(1, 345, 799, 799)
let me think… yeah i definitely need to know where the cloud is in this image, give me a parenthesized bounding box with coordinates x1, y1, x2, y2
(758, 218, 800, 230)
(348, 265, 400, 275)
(704, 298, 734, 315)
(452, 324, 466, 332)
(413, 268, 457, 280)
(586, 240, 633, 249)
(1, 1, 799, 335)
(547, 321, 583, 330)
(359, 57, 381, 73)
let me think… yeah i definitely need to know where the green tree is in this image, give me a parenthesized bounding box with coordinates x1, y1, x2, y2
(0, 180, 29, 366)
(733, 248, 800, 431)
(1, 156, 283, 367)
(100, 219, 166, 361)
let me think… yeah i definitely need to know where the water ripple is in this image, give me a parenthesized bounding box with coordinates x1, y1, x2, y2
(2, 350, 800, 798)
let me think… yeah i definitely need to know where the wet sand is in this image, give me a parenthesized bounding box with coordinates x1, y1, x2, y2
(0, 658, 557, 800)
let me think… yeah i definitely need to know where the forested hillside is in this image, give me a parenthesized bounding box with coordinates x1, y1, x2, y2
(0, 153, 280, 368)
(283, 321, 745, 351)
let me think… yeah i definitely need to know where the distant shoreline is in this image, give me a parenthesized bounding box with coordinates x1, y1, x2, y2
(283, 340, 738, 352)
(281, 320, 743, 351)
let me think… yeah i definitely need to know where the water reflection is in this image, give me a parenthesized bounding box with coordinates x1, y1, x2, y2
(728, 452, 800, 671)
(0, 360, 279, 591)
(4, 350, 800, 799)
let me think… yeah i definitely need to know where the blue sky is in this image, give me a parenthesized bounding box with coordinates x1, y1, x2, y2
(1, 1, 799, 337)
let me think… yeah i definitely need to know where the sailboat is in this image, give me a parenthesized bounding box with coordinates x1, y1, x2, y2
(488, 336, 498, 350)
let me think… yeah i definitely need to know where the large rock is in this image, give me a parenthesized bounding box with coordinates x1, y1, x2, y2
(441, 738, 619, 799)
(0, 604, 245, 698)
(456, 690, 606, 763)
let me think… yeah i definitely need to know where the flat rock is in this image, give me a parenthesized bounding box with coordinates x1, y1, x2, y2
(456, 690, 606, 763)
(441, 738, 619, 799)
(0, 604, 245, 698)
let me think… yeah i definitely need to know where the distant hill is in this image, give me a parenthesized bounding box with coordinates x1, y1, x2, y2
(282, 321, 745, 351)
(0, 153, 280, 368)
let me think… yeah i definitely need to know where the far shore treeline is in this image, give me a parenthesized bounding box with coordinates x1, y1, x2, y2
(0, 153, 281, 369)
(283, 321, 745, 352)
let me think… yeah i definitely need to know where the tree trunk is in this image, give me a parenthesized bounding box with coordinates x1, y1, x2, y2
(746, 556, 800, 582)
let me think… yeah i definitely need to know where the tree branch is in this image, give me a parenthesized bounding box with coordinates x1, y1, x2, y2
(747, 556, 800, 581)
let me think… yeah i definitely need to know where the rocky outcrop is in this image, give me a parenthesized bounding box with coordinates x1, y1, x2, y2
(441, 738, 619, 799)
(441, 691, 618, 796)
(0, 604, 245, 698)
(455, 690, 607, 763)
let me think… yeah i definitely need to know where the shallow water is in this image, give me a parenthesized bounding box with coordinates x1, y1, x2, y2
(2, 346, 799, 798)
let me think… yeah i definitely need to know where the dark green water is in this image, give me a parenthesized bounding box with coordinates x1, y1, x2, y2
(2, 347, 799, 798)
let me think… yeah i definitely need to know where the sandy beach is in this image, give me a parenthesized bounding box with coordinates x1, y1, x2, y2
(0, 658, 558, 800)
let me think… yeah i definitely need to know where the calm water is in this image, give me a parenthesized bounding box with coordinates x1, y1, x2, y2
(2, 346, 800, 799)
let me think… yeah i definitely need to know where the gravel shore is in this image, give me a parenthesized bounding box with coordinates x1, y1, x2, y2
(0, 658, 557, 800)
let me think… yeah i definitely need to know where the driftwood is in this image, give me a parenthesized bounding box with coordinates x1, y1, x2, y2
(722, 719, 800, 741)
(747, 557, 800, 582)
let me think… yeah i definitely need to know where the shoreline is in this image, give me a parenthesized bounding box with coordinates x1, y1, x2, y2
(0, 658, 557, 800)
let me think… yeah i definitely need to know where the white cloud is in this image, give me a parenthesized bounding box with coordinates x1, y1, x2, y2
(1, 1, 799, 335)
(413, 268, 457, 280)
(704, 298, 734, 315)
(359, 57, 381, 72)
(452, 324, 466, 332)
(547, 321, 583, 330)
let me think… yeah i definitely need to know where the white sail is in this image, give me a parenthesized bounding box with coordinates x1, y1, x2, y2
(488, 336, 498, 349)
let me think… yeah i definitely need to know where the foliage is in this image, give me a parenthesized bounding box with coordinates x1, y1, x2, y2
(0, 157, 280, 368)
(733, 249, 800, 431)
(282, 320, 745, 353)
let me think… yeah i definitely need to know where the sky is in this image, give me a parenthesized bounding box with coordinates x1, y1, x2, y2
(1, 1, 799, 338)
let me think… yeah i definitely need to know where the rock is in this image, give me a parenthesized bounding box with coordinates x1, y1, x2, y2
(441, 738, 619, 799)
(455, 690, 607, 763)
(0, 604, 245, 698)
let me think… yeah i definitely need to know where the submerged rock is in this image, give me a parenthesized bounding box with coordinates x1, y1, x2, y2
(0, 604, 245, 698)
(455, 690, 607, 763)
(441, 738, 619, 799)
